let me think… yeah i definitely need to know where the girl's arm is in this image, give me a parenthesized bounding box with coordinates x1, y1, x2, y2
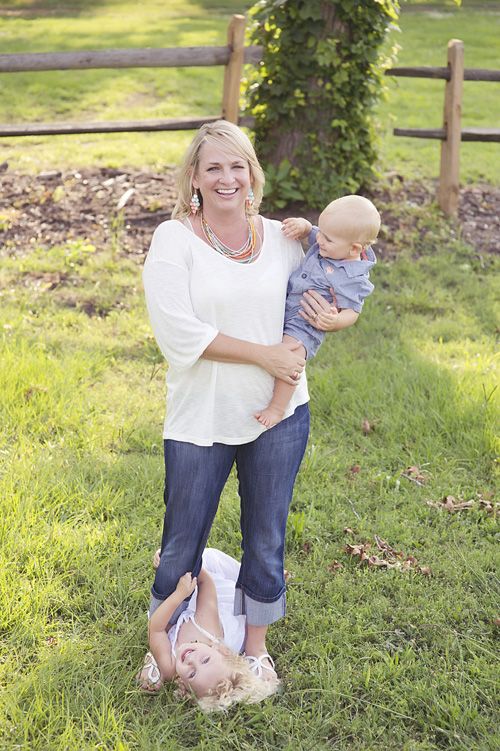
(192, 568, 223, 638)
(148, 573, 197, 682)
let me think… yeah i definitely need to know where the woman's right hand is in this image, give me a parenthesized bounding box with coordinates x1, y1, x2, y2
(261, 341, 306, 384)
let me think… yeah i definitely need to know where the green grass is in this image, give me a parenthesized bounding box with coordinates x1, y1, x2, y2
(1, 180, 500, 750)
(0, 0, 499, 186)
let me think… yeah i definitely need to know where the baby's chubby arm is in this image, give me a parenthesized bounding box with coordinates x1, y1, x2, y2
(281, 217, 313, 242)
(148, 572, 197, 681)
(313, 306, 359, 332)
(300, 289, 360, 332)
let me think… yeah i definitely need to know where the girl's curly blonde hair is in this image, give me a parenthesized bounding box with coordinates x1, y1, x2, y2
(174, 647, 278, 712)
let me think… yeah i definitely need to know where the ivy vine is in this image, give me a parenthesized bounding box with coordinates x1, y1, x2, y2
(244, 0, 400, 209)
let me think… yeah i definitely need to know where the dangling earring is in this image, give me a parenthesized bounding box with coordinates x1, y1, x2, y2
(190, 191, 200, 215)
(246, 187, 255, 208)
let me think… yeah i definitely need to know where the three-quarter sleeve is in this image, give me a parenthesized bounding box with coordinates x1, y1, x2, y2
(143, 222, 218, 372)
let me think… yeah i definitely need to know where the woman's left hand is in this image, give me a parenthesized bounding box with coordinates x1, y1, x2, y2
(299, 289, 340, 332)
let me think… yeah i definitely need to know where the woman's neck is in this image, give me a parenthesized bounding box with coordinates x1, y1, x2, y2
(201, 207, 248, 231)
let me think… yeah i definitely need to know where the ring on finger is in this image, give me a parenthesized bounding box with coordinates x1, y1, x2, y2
(292, 371, 300, 381)
(310, 312, 318, 321)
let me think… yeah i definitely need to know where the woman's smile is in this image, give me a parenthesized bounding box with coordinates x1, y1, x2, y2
(216, 188, 238, 196)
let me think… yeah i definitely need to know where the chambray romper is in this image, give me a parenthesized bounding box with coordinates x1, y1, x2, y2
(283, 227, 376, 358)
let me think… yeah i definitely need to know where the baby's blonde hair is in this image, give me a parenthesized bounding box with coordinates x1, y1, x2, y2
(172, 120, 265, 220)
(174, 648, 278, 712)
(321, 194, 381, 249)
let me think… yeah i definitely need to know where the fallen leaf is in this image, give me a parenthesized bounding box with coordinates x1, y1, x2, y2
(444, 495, 457, 511)
(24, 384, 48, 401)
(362, 418, 371, 433)
(404, 465, 427, 484)
(478, 499, 500, 516)
(327, 560, 343, 574)
(343, 535, 429, 576)
(344, 542, 371, 557)
(426, 495, 498, 515)
(453, 500, 475, 511)
(493, 618, 500, 628)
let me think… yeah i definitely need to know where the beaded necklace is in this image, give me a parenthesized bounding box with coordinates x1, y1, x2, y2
(201, 212, 257, 263)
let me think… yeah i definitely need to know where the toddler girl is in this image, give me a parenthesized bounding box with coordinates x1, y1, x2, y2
(138, 547, 277, 711)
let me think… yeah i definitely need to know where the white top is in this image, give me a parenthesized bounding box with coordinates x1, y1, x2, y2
(143, 217, 309, 446)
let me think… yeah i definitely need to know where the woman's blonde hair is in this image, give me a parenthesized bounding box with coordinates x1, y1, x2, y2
(171, 120, 265, 220)
(174, 647, 278, 712)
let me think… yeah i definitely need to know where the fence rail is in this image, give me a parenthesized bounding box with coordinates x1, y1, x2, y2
(2, 28, 498, 219)
(386, 39, 500, 216)
(0, 14, 262, 136)
(0, 46, 264, 73)
(388, 66, 500, 82)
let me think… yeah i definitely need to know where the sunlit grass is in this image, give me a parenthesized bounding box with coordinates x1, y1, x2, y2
(1, 179, 500, 749)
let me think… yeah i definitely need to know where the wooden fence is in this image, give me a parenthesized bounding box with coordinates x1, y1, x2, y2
(2, 26, 499, 219)
(0, 14, 262, 137)
(386, 39, 500, 217)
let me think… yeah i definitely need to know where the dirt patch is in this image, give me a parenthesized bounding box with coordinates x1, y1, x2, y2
(1, 165, 499, 260)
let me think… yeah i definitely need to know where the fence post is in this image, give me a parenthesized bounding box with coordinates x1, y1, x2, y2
(221, 14, 246, 123)
(438, 39, 464, 217)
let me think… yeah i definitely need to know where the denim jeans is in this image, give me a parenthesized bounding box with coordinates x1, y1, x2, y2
(152, 402, 310, 626)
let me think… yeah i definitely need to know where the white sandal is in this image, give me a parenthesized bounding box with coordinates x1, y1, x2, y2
(244, 653, 277, 680)
(136, 651, 162, 691)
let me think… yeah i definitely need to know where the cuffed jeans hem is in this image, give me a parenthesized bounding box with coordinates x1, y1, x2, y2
(148, 592, 188, 625)
(234, 586, 286, 626)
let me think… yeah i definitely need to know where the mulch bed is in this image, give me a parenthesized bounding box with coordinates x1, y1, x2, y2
(1, 165, 499, 259)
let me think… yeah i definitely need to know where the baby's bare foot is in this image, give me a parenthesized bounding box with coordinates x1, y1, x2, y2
(254, 406, 285, 429)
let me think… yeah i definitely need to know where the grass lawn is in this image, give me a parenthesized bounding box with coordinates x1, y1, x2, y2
(1, 1, 500, 750)
(1, 180, 499, 750)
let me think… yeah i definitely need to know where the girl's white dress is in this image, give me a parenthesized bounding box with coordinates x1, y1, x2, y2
(168, 549, 246, 655)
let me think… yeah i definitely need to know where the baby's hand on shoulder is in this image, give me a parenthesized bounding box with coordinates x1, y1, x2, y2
(281, 217, 311, 240)
(175, 572, 197, 599)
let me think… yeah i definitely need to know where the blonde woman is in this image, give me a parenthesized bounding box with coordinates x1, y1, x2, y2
(140, 121, 334, 688)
